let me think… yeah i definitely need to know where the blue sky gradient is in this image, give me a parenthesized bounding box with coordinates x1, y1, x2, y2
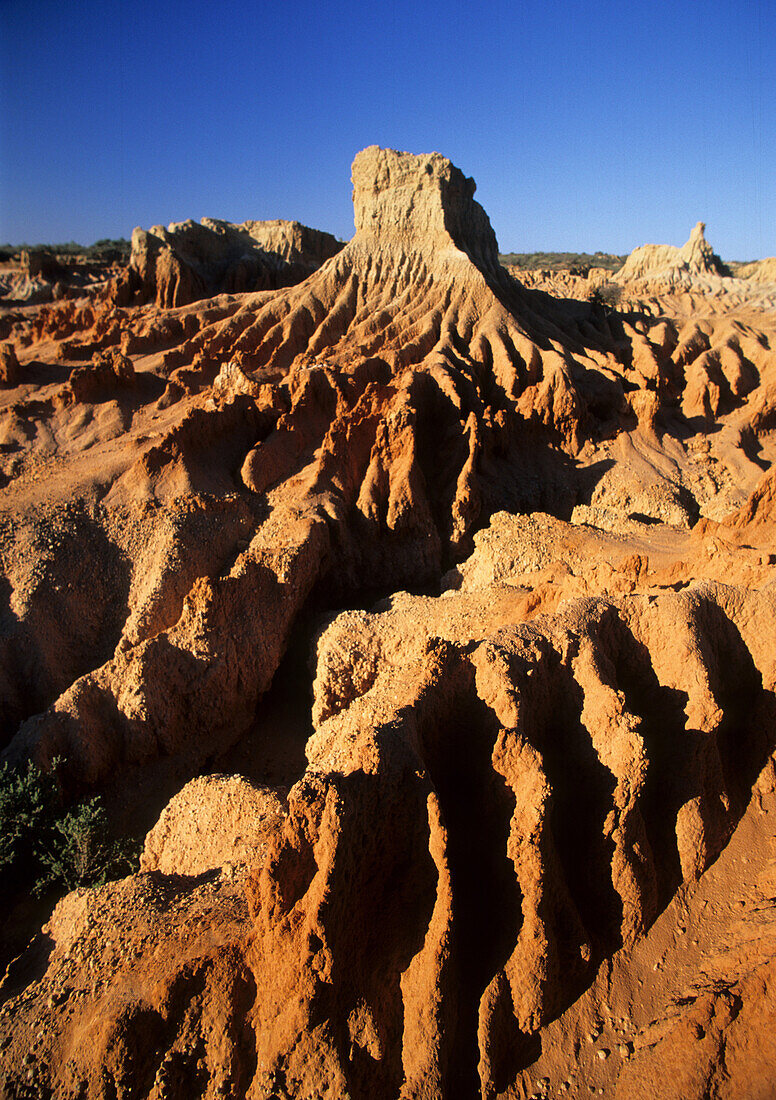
(1, 0, 773, 259)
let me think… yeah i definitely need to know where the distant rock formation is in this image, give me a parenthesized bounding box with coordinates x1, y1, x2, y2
(125, 217, 344, 307)
(616, 221, 730, 284)
(734, 256, 776, 283)
(20, 249, 64, 282)
(0, 250, 121, 306)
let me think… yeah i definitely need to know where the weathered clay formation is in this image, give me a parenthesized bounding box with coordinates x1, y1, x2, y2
(123, 217, 344, 308)
(612, 222, 776, 312)
(1, 147, 775, 1099)
(616, 221, 730, 282)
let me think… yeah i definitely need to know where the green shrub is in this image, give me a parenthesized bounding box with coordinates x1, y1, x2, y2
(0, 758, 139, 898)
(34, 797, 139, 895)
(589, 282, 623, 312)
(0, 758, 58, 874)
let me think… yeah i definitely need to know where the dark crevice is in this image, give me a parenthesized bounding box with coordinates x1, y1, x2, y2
(599, 612, 690, 910)
(211, 608, 319, 790)
(534, 649, 622, 958)
(415, 660, 521, 1100)
(692, 599, 776, 824)
(320, 769, 438, 1100)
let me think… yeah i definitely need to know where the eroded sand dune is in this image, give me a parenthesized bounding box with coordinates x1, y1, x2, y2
(1, 147, 775, 1099)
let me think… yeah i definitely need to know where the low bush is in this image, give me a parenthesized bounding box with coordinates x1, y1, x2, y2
(0, 758, 139, 897)
(0, 758, 58, 874)
(588, 282, 623, 312)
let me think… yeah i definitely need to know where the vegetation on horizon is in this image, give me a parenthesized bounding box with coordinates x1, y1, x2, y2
(0, 238, 131, 263)
(500, 250, 627, 272)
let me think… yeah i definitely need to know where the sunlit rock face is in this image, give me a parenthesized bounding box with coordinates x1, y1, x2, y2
(127, 216, 344, 307)
(615, 220, 729, 283)
(350, 144, 501, 272)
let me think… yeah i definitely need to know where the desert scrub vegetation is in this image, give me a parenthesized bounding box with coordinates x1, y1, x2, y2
(499, 250, 627, 272)
(0, 758, 139, 898)
(589, 281, 623, 312)
(0, 238, 131, 263)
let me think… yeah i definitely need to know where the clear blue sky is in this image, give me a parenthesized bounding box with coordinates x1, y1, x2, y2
(1, 0, 773, 259)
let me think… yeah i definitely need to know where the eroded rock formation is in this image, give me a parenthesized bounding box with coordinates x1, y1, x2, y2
(616, 221, 729, 283)
(124, 217, 344, 308)
(1, 147, 776, 1099)
(735, 255, 776, 282)
(612, 223, 776, 313)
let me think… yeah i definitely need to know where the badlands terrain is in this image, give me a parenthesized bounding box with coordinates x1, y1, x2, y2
(1, 146, 776, 1099)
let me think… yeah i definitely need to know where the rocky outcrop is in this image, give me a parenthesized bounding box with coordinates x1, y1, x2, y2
(7, 508, 329, 789)
(616, 221, 730, 284)
(140, 774, 285, 876)
(0, 251, 119, 306)
(725, 464, 776, 528)
(0, 342, 21, 385)
(508, 751, 776, 1100)
(507, 264, 614, 301)
(733, 256, 776, 283)
(125, 217, 344, 307)
(2, 525, 775, 1098)
(21, 249, 64, 282)
(0, 868, 257, 1098)
(351, 145, 501, 273)
(60, 347, 135, 404)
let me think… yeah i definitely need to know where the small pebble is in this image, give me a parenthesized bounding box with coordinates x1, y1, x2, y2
(597, 1048, 609, 1061)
